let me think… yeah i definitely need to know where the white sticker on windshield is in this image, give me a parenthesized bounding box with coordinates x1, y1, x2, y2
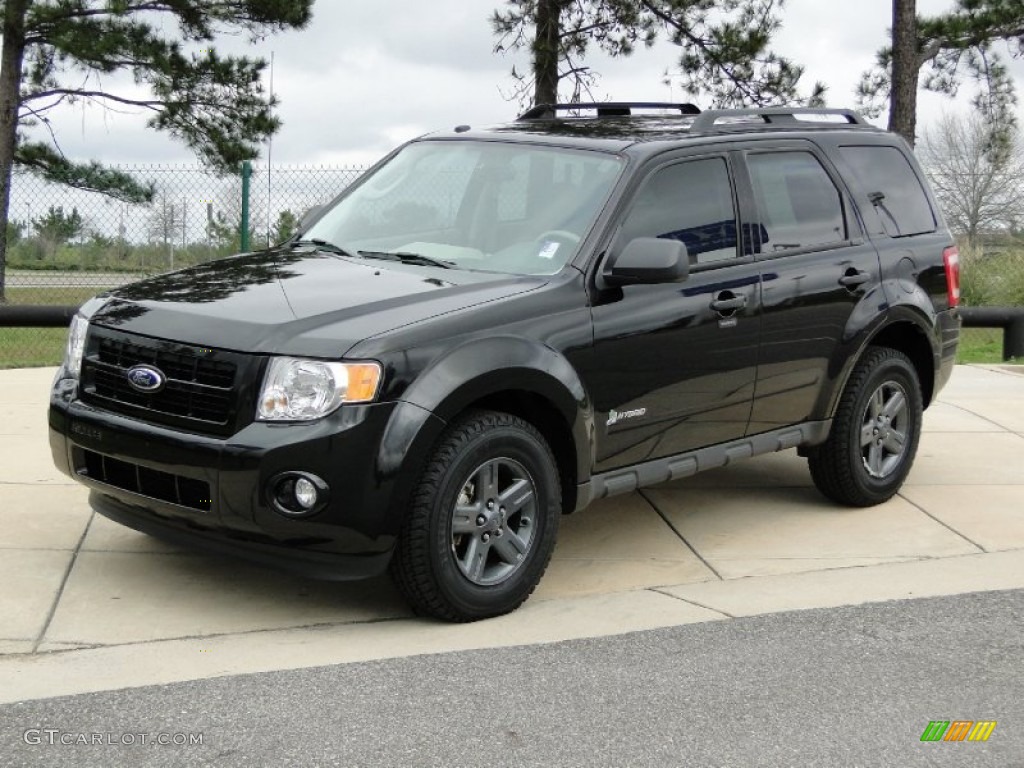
(538, 241, 560, 259)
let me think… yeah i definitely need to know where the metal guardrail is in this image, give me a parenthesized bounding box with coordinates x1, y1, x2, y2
(0, 305, 79, 327)
(2, 304, 1022, 360)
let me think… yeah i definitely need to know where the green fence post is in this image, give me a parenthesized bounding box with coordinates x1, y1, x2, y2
(240, 161, 252, 252)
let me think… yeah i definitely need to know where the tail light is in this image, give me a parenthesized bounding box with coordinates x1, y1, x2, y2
(943, 246, 960, 308)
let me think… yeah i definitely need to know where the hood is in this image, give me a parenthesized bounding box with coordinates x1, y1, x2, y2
(90, 249, 544, 357)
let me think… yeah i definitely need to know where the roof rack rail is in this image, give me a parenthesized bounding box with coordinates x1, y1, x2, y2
(517, 102, 701, 121)
(689, 108, 869, 132)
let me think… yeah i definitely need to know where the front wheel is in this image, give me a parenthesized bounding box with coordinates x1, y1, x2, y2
(808, 347, 923, 507)
(390, 410, 561, 621)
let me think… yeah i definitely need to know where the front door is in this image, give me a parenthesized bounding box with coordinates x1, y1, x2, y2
(584, 154, 762, 472)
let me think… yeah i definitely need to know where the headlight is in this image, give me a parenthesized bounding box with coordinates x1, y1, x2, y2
(62, 296, 108, 379)
(65, 314, 90, 377)
(257, 358, 382, 421)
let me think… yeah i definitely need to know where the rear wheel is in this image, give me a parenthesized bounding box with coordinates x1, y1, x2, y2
(808, 347, 923, 507)
(390, 410, 561, 621)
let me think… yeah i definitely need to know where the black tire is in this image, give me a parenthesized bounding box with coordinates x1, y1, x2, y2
(808, 347, 923, 507)
(389, 410, 561, 621)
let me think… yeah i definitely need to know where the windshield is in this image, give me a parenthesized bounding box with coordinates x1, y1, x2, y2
(304, 140, 623, 276)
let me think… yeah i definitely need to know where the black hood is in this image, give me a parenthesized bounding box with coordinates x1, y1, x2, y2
(90, 249, 544, 357)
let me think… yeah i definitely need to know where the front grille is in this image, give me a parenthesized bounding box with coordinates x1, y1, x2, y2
(80, 327, 255, 435)
(79, 449, 212, 512)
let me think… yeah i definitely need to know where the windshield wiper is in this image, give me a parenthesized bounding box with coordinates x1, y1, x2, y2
(357, 250, 453, 269)
(292, 238, 354, 258)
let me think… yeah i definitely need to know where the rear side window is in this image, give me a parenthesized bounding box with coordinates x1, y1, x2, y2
(839, 145, 936, 237)
(747, 152, 846, 254)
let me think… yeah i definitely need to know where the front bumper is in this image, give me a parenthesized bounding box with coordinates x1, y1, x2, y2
(49, 370, 445, 580)
(90, 491, 392, 580)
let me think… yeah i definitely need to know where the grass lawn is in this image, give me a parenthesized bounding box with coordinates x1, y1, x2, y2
(0, 327, 68, 369)
(1, 285, 1019, 369)
(956, 327, 1018, 365)
(1, 286, 99, 370)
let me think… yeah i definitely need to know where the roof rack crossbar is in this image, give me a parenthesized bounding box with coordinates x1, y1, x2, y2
(517, 102, 701, 121)
(689, 108, 868, 132)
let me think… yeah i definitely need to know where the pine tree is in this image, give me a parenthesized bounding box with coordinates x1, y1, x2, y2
(0, 0, 313, 300)
(859, 0, 1024, 146)
(492, 0, 824, 109)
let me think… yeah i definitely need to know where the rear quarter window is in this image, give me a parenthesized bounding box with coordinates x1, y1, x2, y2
(838, 145, 937, 237)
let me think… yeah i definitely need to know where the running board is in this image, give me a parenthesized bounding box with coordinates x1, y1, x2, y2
(575, 421, 831, 510)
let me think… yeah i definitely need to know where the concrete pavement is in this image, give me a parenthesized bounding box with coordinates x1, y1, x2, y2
(1, 364, 1022, 704)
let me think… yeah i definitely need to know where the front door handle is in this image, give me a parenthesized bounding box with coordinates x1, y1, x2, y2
(839, 268, 871, 289)
(710, 293, 748, 313)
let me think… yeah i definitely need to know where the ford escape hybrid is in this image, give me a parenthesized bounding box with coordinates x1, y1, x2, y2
(50, 104, 961, 621)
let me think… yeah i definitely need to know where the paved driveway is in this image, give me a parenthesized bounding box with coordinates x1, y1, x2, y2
(1, 365, 1022, 703)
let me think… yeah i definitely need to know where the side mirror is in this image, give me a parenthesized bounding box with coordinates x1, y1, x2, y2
(604, 237, 690, 287)
(297, 205, 324, 234)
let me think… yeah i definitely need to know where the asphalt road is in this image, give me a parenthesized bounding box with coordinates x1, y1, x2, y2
(1, 590, 1021, 768)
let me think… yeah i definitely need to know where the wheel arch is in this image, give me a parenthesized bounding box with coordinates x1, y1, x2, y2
(821, 310, 939, 422)
(866, 320, 937, 407)
(393, 336, 594, 516)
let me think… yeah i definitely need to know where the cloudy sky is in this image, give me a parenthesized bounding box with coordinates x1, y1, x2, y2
(34, 0, 1024, 169)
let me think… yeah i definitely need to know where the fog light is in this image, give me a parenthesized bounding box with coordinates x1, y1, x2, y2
(268, 472, 329, 517)
(294, 477, 317, 509)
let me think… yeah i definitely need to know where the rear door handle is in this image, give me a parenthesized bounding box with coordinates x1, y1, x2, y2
(839, 269, 871, 288)
(710, 293, 748, 313)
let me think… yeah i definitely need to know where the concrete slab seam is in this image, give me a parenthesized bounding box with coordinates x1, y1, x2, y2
(31, 510, 95, 654)
(646, 587, 736, 619)
(896, 492, 988, 554)
(931, 401, 1014, 433)
(637, 489, 724, 581)
(17, 616, 414, 658)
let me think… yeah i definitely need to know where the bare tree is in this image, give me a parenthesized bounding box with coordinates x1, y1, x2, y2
(919, 112, 1024, 246)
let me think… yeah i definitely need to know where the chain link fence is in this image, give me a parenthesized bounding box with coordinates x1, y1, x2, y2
(4, 161, 1024, 367)
(1, 164, 365, 366)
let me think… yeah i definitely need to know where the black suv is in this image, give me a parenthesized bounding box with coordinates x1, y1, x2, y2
(49, 103, 961, 621)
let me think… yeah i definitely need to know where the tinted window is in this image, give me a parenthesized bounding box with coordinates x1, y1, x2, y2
(839, 145, 936, 237)
(619, 158, 739, 264)
(747, 152, 846, 253)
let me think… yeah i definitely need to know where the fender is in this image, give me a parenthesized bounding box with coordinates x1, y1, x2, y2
(815, 285, 942, 420)
(390, 334, 593, 481)
(369, 336, 594, 532)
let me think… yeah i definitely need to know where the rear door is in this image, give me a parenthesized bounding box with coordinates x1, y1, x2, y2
(737, 140, 885, 433)
(585, 151, 762, 472)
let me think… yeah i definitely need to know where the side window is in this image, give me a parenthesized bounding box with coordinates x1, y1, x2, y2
(618, 157, 739, 264)
(839, 145, 937, 237)
(747, 151, 847, 253)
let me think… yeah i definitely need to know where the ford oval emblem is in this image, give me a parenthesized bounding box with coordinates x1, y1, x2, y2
(126, 365, 166, 393)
